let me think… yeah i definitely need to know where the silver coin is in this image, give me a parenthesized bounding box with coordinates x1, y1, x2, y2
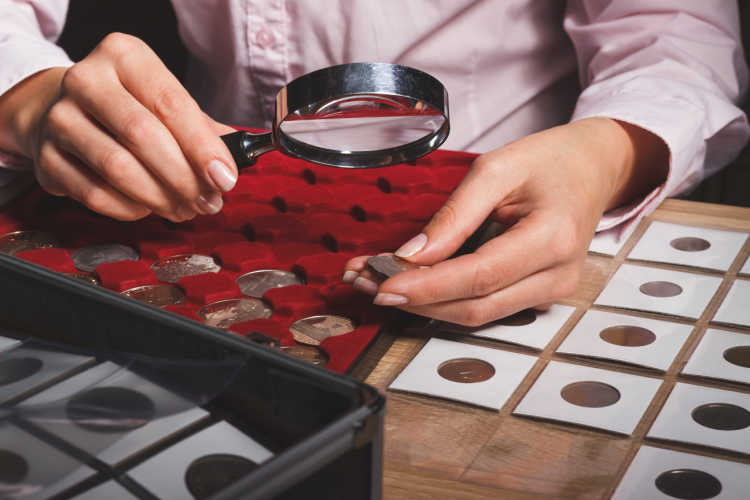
(236, 269, 303, 298)
(72, 244, 139, 272)
(121, 284, 186, 307)
(151, 254, 221, 283)
(367, 255, 419, 280)
(0, 230, 58, 256)
(198, 298, 273, 329)
(289, 315, 356, 346)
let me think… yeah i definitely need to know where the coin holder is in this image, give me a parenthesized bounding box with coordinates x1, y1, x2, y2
(218, 201, 277, 230)
(227, 174, 307, 204)
(272, 241, 329, 268)
(682, 328, 750, 385)
(19, 361, 209, 465)
(292, 252, 349, 286)
(129, 421, 273, 499)
(389, 337, 537, 410)
(96, 260, 157, 292)
(72, 480, 138, 499)
(594, 263, 722, 319)
(322, 323, 383, 373)
(588, 226, 629, 256)
(0, 333, 20, 352)
(376, 165, 436, 195)
(163, 304, 202, 322)
(0, 422, 95, 500)
(275, 184, 334, 213)
(404, 193, 449, 222)
(557, 309, 693, 371)
(468, 304, 576, 350)
(350, 193, 411, 223)
(741, 255, 750, 276)
(213, 241, 277, 273)
(627, 221, 747, 271)
(307, 216, 388, 254)
(0, 343, 93, 404)
(178, 230, 245, 255)
(321, 183, 385, 213)
(246, 214, 308, 243)
(612, 445, 748, 500)
(712, 278, 750, 327)
(137, 233, 192, 260)
(178, 273, 240, 304)
(15, 247, 75, 273)
(431, 165, 469, 194)
(648, 382, 750, 454)
(513, 361, 661, 434)
(229, 318, 292, 343)
(263, 285, 326, 318)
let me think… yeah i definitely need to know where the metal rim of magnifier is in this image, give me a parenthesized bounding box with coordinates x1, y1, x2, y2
(274, 62, 450, 168)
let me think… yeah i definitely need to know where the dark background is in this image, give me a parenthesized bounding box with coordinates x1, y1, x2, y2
(57, 0, 750, 207)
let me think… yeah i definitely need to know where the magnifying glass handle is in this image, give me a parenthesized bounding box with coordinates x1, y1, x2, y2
(220, 131, 274, 169)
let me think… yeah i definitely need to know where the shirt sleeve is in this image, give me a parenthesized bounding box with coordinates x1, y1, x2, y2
(564, 0, 750, 235)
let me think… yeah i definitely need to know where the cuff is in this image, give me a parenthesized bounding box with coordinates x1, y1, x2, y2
(0, 36, 72, 97)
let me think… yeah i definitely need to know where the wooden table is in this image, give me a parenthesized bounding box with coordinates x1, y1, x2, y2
(363, 199, 750, 499)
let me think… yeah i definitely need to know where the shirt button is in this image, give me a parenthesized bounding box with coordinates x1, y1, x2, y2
(256, 28, 275, 48)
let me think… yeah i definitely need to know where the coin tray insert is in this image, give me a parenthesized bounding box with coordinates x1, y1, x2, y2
(712, 278, 750, 327)
(683, 328, 750, 385)
(468, 304, 575, 350)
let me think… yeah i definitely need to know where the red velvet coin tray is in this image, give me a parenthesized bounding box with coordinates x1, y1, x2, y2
(1, 139, 477, 374)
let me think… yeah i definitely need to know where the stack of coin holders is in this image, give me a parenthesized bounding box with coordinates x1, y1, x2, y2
(0, 147, 474, 374)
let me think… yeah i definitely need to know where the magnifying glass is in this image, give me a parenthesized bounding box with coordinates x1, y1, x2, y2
(220, 62, 449, 169)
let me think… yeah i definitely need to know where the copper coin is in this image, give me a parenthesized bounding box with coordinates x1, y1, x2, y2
(72, 243, 139, 272)
(198, 298, 273, 329)
(437, 358, 495, 383)
(236, 269, 303, 298)
(367, 255, 419, 280)
(670, 237, 711, 252)
(65, 272, 100, 285)
(639, 281, 683, 297)
(151, 254, 221, 283)
(121, 284, 186, 307)
(66, 386, 156, 433)
(691, 402, 750, 431)
(185, 453, 257, 500)
(560, 381, 620, 408)
(722, 345, 750, 368)
(599, 325, 656, 347)
(0, 357, 43, 386)
(0, 449, 28, 484)
(0, 230, 58, 256)
(280, 345, 329, 367)
(289, 315, 356, 346)
(654, 469, 722, 499)
(496, 309, 537, 326)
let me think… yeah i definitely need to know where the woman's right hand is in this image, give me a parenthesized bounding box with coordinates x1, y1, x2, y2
(0, 32, 238, 222)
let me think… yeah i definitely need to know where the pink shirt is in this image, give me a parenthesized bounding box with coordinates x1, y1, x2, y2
(1, 0, 748, 236)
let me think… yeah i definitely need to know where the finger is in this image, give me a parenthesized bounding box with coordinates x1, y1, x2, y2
(36, 142, 152, 221)
(342, 255, 371, 282)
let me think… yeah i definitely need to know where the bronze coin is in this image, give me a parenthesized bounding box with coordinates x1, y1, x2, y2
(496, 309, 537, 326)
(691, 402, 750, 431)
(723, 345, 750, 368)
(670, 237, 711, 252)
(236, 269, 303, 298)
(560, 381, 621, 408)
(289, 315, 356, 346)
(151, 254, 221, 284)
(0, 357, 43, 386)
(198, 298, 273, 329)
(65, 272, 100, 286)
(599, 325, 656, 347)
(0, 230, 58, 256)
(367, 255, 419, 280)
(121, 284, 186, 308)
(437, 358, 495, 383)
(0, 449, 28, 484)
(280, 345, 329, 367)
(66, 386, 156, 433)
(185, 453, 257, 500)
(654, 469, 722, 499)
(639, 281, 683, 298)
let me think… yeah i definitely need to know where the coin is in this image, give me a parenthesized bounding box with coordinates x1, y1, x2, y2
(0, 449, 28, 484)
(121, 284, 186, 307)
(599, 325, 656, 347)
(639, 280, 683, 297)
(437, 358, 495, 383)
(691, 402, 750, 431)
(289, 315, 356, 346)
(66, 387, 155, 433)
(64, 272, 100, 285)
(722, 345, 750, 368)
(151, 254, 221, 283)
(0, 357, 43, 386)
(367, 254, 419, 280)
(560, 381, 620, 408)
(198, 298, 273, 329)
(72, 243, 139, 272)
(236, 269, 303, 298)
(654, 469, 722, 499)
(0, 230, 58, 256)
(280, 345, 329, 367)
(670, 237, 711, 252)
(185, 454, 257, 500)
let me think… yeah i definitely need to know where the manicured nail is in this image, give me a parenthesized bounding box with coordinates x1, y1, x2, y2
(196, 192, 223, 215)
(208, 159, 237, 192)
(353, 276, 379, 295)
(374, 293, 408, 306)
(176, 205, 195, 221)
(395, 233, 427, 258)
(342, 270, 359, 283)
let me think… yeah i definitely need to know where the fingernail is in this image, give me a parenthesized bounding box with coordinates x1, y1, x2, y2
(176, 205, 195, 221)
(395, 233, 427, 258)
(353, 276, 379, 295)
(342, 270, 359, 283)
(196, 192, 223, 215)
(374, 293, 408, 306)
(208, 159, 237, 192)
